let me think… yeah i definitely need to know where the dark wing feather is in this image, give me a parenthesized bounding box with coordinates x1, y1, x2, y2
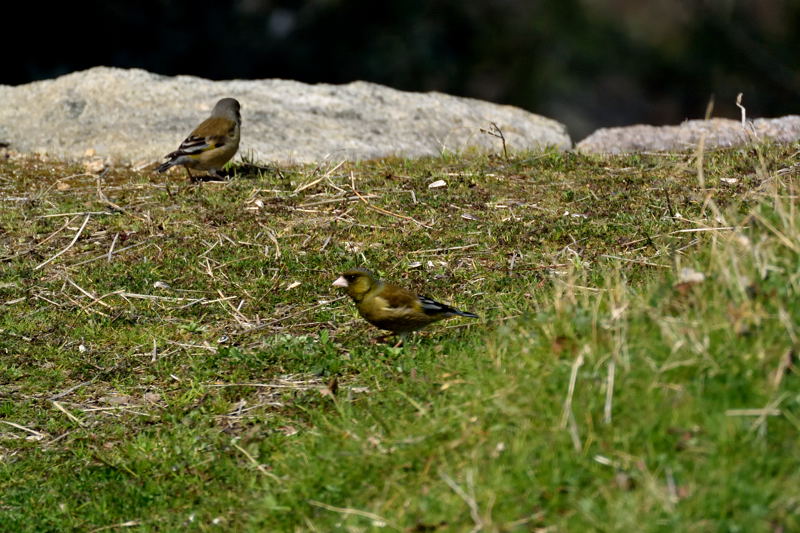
(418, 295, 460, 316)
(419, 295, 478, 318)
(166, 117, 235, 159)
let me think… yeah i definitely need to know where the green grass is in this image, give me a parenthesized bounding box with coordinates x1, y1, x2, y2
(1, 144, 799, 531)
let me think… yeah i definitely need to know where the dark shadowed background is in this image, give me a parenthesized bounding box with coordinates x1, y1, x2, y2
(5, 0, 798, 140)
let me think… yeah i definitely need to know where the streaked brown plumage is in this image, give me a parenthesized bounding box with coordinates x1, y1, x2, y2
(157, 98, 241, 180)
(332, 268, 478, 335)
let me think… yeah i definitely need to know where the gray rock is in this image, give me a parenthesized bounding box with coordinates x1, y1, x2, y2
(576, 116, 800, 155)
(0, 67, 571, 165)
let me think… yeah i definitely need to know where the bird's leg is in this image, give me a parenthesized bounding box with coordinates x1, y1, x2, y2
(184, 167, 196, 183)
(392, 333, 408, 348)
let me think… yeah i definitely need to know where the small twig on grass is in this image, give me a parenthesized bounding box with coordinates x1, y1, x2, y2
(34, 213, 91, 270)
(49, 380, 94, 401)
(663, 188, 675, 219)
(320, 235, 332, 250)
(480, 121, 509, 159)
(96, 174, 143, 220)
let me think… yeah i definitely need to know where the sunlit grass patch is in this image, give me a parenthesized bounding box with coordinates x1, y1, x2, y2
(0, 143, 798, 530)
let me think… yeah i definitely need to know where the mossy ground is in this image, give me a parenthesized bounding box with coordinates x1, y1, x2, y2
(1, 144, 799, 531)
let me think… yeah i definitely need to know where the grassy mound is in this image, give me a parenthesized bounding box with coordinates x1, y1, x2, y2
(1, 144, 798, 530)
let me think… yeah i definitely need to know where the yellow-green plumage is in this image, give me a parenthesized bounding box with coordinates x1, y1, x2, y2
(157, 98, 241, 179)
(332, 268, 478, 334)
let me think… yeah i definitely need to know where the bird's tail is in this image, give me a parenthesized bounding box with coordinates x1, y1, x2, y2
(454, 309, 479, 319)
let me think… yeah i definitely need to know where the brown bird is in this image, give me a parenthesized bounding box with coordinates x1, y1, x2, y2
(332, 268, 478, 339)
(157, 98, 241, 181)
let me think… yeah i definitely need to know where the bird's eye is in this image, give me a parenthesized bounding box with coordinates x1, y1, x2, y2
(345, 275, 356, 281)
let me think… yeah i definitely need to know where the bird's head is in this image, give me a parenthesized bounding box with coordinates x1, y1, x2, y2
(212, 98, 241, 122)
(332, 268, 378, 302)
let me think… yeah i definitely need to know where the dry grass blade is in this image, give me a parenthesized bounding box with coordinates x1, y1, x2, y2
(409, 244, 479, 255)
(34, 213, 92, 270)
(308, 500, 398, 530)
(65, 276, 114, 309)
(0, 420, 47, 439)
(89, 520, 143, 533)
(725, 408, 781, 416)
(70, 241, 151, 268)
(600, 254, 668, 268)
(230, 296, 345, 336)
(439, 471, 484, 532)
(232, 441, 281, 481)
(293, 160, 345, 194)
(52, 401, 86, 427)
(604, 360, 616, 424)
(560, 350, 585, 429)
(49, 380, 94, 401)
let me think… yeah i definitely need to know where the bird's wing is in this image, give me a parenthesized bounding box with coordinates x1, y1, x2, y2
(192, 116, 237, 140)
(417, 295, 459, 316)
(376, 286, 422, 314)
(167, 117, 235, 158)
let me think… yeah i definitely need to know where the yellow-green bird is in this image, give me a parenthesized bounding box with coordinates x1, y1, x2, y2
(157, 98, 241, 180)
(332, 268, 478, 337)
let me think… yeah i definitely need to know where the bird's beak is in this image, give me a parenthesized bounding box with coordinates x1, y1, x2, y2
(332, 276, 348, 288)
